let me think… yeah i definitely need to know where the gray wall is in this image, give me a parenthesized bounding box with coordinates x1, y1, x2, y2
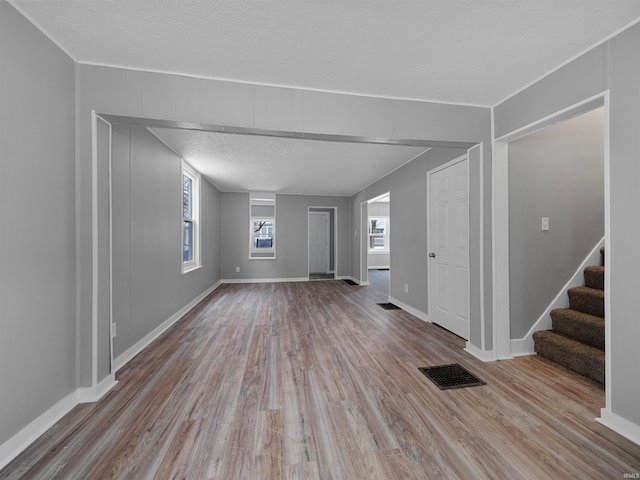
(495, 23, 640, 428)
(76, 63, 493, 386)
(352, 147, 467, 316)
(509, 108, 604, 338)
(111, 125, 221, 359)
(367, 202, 390, 268)
(0, 1, 77, 445)
(221, 193, 350, 280)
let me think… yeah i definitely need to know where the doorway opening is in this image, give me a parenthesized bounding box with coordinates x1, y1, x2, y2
(493, 93, 608, 405)
(308, 207, 337, 281)
(364, 192, 391, 299)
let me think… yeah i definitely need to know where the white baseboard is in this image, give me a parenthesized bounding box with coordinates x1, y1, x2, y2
(464, 342, 496, 362)
(222, 277, 308, 284)
(510, 237, 605, 357)
(0, 391, 78, 470)
(114, 280, 221, 372)
(0, 372, 119, 470)
(77, 373, 118, 404)
(598, 409, 640, 447)
(387, 296, 429, 323)
(510, 338, 535, 357)
(1, 281, 223, 471)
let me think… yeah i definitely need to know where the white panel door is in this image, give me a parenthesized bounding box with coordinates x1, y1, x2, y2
(428, 158, 470, 339)
(309, 212, 329, 273)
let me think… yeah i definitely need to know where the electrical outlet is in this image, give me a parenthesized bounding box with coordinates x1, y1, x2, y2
(112, 322, 117, 338)
(541, 217, 550, 231)
(404, 284, 409, 293)
(236, 266, 240, 273)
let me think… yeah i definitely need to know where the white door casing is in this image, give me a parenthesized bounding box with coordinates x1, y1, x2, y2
(428, 156, 470, 339)
(309, 212, 329, 274)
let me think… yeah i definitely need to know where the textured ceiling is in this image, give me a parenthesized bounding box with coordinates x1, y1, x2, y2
(11, 0, 640, 106)
(149, 128, 429, 195)
(12, 1, 640, 196)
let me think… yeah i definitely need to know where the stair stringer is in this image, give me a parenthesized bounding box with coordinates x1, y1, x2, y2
(510, 237, 605, 356)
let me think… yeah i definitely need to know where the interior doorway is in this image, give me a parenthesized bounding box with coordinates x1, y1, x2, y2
(308, 207, 337, 280)
(364, 192, 391, 298)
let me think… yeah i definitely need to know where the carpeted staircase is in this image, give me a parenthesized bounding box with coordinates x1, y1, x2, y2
(533, 248, 605, 384)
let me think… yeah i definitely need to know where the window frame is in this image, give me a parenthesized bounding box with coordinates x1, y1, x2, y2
(249, 192, 276, 260)
(368, 216, 389, 253)
(181, 160, 202, 274)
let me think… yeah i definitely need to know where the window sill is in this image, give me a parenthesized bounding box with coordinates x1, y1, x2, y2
(181, 264, 203, 275)
(368, 250, 389, 254)
(248, 256, 277, 261)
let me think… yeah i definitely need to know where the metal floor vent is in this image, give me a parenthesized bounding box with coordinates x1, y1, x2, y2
(377, 302, 401, 310)
(418, 364, 486, 390)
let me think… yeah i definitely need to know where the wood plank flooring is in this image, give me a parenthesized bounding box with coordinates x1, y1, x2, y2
(2, 273, 640, 479)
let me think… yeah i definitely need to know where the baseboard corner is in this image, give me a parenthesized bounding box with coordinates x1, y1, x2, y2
(77, 373, 118, 404)
(510, 337, 536, 357)
(464, 342, 496, 362)
(597, 409, 640, 447)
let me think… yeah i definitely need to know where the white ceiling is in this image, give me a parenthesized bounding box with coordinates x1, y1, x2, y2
(11, 0, 640, 106)
(12, 1, 640, 196)
(150, 128, 428, 195)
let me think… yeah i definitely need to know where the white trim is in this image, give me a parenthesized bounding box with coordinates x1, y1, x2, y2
(77, 373, 118, 404)
(360, 201, 368, 285)
(356, 149, 432, 196)
(307, 209, 332, 275)
(427, 153, 468, 176)
(6, 1, 79, 61)
(509, 237, 605, 357)
(492, 93, 608, 363)
(387, 296, 429, 323)
(222, 277, 308, 284)
(426, 154, 471, 341)
(181, 159, 202, 274)
(113, 281, 221, 371)
(0, 391, 78, 470)
(367, 215, 390, 254)
(597, 410, 640, 447)
(94, 113, 114, 380)
(492, 139, 512, 360)
(369, 264, 390, 269)
(471, 142, 486, 351)
(464, 342, 496, 362)
(106, 117, 114, 374)
(603, 91, 612, 409)
(495, 93, 605, 143)
(76, 61, 489, 108)
(494, 16, 640, 108)
(0, 373, 119, 470)
(91, 111, 99, 387)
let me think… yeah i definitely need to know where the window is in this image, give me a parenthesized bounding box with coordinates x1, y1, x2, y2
(368, 217, 389, 252)
(250, 192, 276, 259)
(182, 160, 201, 273)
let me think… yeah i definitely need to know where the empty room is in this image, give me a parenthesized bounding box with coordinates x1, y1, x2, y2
(2, 1, 640, 478)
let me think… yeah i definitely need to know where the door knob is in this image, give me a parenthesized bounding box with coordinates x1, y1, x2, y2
(428, 252, 436, 258)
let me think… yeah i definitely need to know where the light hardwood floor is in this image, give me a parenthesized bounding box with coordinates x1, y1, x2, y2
(2, 275, 639, 479)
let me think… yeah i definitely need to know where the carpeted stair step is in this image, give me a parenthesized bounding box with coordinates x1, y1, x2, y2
(533, 330, 604, 384)
(568, 286, 604, 317)
(550, 308, 604, 349)
(584, 265, 604, 290)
